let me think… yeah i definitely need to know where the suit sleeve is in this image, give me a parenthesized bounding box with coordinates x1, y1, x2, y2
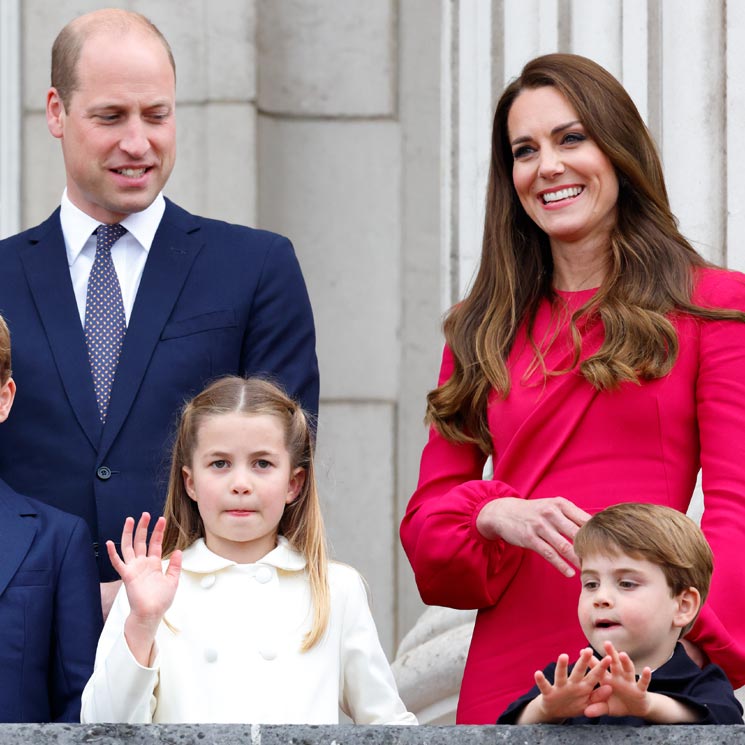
(399, 345, 526, 609)
(50, 517, 103, 722)
(241, 234, 319, 419)
(338, 568, 417, 724)
(688, 270, 745, 687)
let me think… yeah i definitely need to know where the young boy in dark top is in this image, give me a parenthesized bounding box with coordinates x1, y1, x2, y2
(499, 502, 742, 725)
(0, 315, 101, 721)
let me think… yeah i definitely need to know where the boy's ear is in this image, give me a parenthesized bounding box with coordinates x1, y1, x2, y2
(673, 586, 701, 630)
(286, 467, 306, 505)
(0, 378, 16, 423)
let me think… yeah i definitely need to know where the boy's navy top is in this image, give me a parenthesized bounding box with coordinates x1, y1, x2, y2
(0, 476, 102, 722)
(498, 643, 743, 725)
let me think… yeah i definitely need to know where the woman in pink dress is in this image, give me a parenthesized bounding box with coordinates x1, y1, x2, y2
(400, 53, 745, 724)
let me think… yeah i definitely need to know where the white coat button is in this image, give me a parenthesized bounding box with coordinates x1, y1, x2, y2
(255, 566, 273, 584)
(204, 647, 218, 663)
(259, 645, 277, 661)
(200, 574, 216, 589)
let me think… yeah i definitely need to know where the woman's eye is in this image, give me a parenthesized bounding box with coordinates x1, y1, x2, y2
(562, 132, 586, 145)
(512, 145, 534, 160)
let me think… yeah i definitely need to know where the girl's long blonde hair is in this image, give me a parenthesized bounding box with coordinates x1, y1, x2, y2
(161, 376, 329, 651)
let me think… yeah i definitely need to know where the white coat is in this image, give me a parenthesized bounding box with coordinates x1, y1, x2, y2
(81, 537, 416, 724)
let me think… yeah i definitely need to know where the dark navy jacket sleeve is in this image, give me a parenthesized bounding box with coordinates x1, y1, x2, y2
(50, 516, 103, 722)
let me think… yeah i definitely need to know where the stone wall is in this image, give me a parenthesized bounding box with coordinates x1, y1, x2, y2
(0, 724, 743, 745)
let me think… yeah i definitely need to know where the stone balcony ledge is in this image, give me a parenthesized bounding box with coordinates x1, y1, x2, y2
(0, 724, 743, 745)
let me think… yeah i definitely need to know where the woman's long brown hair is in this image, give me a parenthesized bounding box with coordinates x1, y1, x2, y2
(428, 53, 745, 455)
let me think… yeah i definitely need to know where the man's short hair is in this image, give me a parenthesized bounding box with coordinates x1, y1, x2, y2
(0, 315, 11, 385)
(574, 502, 713, 604)
(51, 9, 176, 110)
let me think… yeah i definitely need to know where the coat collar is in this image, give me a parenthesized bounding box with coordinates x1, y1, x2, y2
(179, 536, 307, 574)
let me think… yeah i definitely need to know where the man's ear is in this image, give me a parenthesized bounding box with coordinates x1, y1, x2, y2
(674, 586, 701, 630)
(46, 88, 66, 139)
(0, 378, 16, 423)
(286, 467, 306, 505)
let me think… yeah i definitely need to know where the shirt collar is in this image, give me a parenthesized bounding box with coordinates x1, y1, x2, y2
(180, 536, 307, 574)
(60, 189, 166, 266)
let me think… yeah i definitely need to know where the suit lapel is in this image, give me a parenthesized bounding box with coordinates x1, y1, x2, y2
(0, 480, 38, 599)
(18, 211, 102, 448)
(98, 201, 203, 458)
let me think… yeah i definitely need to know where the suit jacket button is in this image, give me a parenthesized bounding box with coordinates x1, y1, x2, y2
(96, 466, 112, 480)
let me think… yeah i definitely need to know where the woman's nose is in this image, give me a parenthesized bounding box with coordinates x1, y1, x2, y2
(538, 148, 565, 179)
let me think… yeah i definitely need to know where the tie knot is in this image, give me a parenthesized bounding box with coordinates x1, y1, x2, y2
(96, 223, 127, 250)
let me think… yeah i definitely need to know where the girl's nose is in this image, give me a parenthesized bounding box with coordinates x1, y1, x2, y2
(230, 470, 253, 494)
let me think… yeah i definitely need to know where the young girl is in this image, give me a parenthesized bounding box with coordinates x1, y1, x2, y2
(81, 377, 416, 724)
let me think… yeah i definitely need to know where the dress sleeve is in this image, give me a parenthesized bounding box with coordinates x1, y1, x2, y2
(80, 585, 159, 723)
(399, 345, 526, 609)
(689, 270, 745, 686)
(338, 568, 417, 725)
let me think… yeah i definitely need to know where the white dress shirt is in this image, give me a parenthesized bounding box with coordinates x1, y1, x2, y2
(60, 190, 165, 325)
(81, 537, 417, 725)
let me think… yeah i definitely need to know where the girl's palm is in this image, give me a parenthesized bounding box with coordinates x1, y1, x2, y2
(107, 513, 182, 623)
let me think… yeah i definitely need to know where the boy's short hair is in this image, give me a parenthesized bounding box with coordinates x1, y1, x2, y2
(574, 502, 713, 606)
(0, 315, 11, 385)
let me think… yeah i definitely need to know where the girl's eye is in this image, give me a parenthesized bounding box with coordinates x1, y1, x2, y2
(211, 459, 228, 469)
(255, 459, 272, 469)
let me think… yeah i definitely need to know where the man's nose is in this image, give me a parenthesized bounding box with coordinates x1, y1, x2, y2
(119, 119, 150, 159)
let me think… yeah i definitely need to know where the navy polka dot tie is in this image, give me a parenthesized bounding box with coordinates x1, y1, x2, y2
(85, 223, 127, 422)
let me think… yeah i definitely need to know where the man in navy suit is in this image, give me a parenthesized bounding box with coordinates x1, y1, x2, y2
(0, 9, 318, 615)
(0, 315, 102, 721)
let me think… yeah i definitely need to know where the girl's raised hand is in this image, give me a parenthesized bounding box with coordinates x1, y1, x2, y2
(107, 513, 182, 665)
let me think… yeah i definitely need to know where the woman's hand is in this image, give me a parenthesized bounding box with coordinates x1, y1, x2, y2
(476, 496, 590, 576)
(107, 512, 182, 666)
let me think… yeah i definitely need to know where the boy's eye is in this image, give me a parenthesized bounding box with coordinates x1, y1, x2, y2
(582, 580, 598, 591)
(619, 580, 638, 589)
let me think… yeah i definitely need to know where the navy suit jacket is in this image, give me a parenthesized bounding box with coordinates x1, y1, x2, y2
(0, 477, 101, 721)
(0, 200, 319, 580)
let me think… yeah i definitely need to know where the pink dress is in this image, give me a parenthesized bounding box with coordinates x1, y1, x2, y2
(400, 268, 745, 723)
